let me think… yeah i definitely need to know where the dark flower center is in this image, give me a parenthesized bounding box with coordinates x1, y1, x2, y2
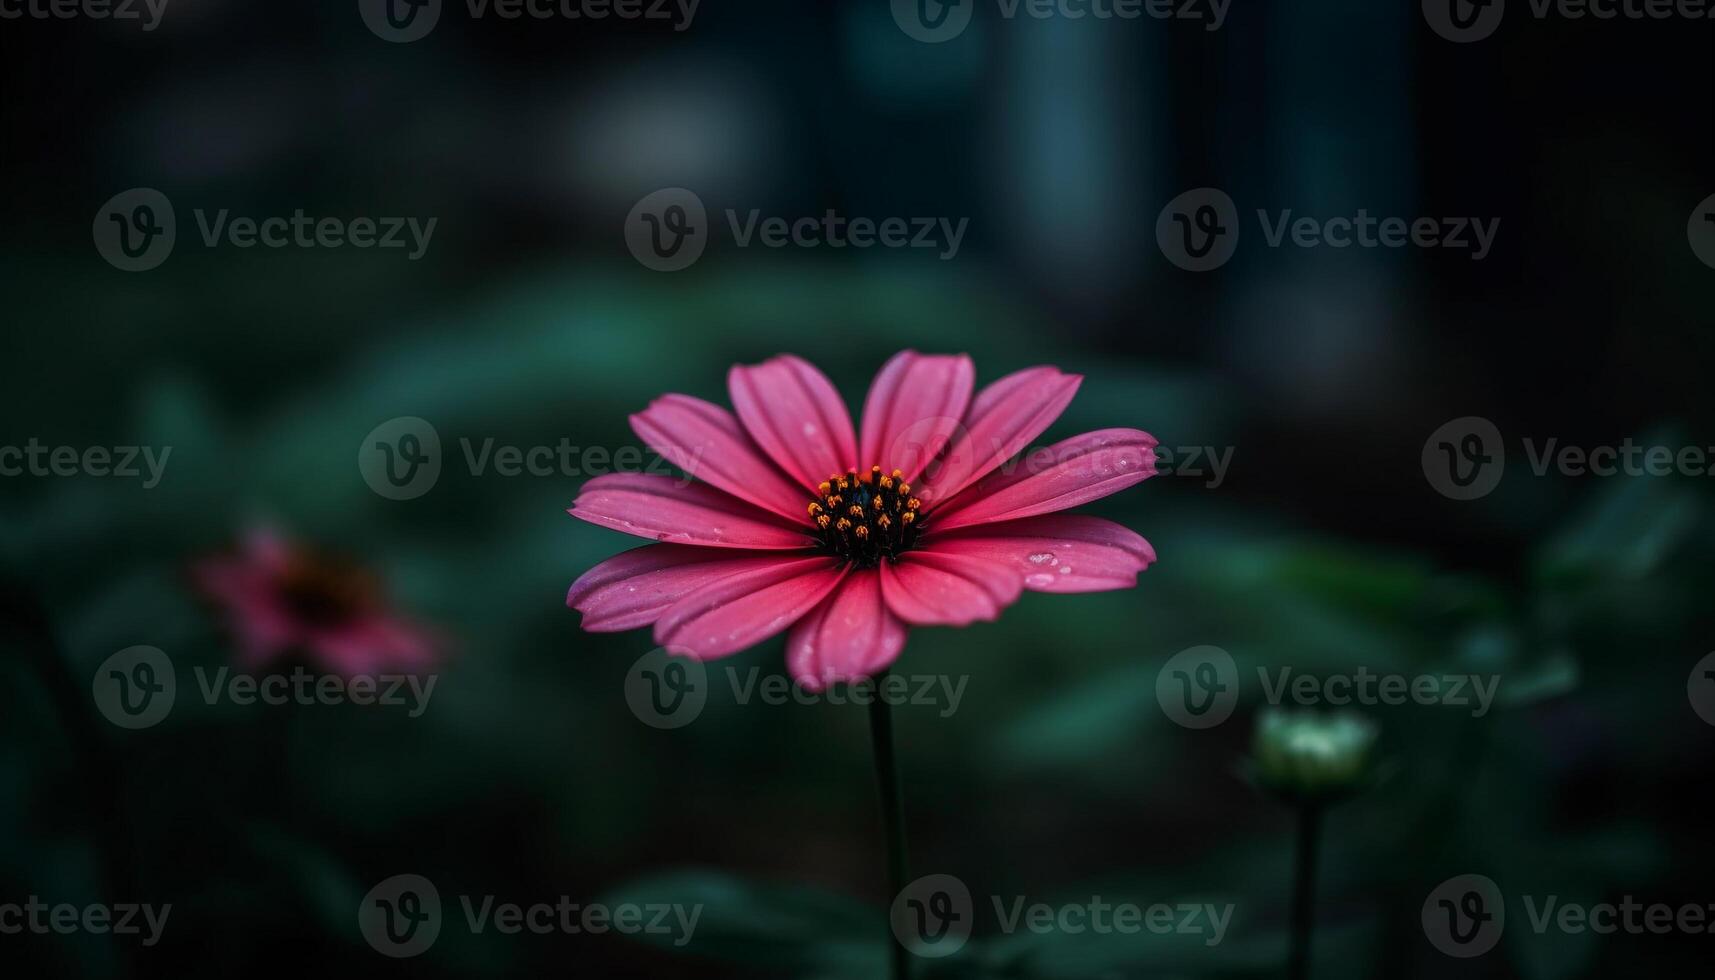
(275, 551, 379, 628)
(808, 465, 923, 567)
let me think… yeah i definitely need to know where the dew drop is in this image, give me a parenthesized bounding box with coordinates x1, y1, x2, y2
(1027, 552, 1057, 565)
(1024, 573, 1056, 588)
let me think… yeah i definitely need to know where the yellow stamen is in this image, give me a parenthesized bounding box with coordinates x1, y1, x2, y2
(854, 524, 869, 539)
(836, 518, 852, 531)
(807, 502, 822, 515)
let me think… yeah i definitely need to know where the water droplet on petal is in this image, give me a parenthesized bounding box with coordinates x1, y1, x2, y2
(1027, 552, 1057, 565)
(1024, 573, 1056, 588)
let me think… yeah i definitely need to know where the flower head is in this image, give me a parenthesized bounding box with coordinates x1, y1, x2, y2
(194, 528, 439, 677)
(567, 351, 1157, 689)
(1250, 709, 1379, 805)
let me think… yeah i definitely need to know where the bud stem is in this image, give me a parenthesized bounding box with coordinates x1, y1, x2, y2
(868, 674, 911, 980)
(1287, 803, 1324, 980)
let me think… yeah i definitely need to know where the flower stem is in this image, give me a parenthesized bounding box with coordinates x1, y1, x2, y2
(868, 673, 911, 980)
(1287, 803, 1323, 980)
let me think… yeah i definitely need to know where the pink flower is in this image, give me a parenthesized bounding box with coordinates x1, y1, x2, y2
(194, 529, 439, 677)
(567, 351, 1157, 689)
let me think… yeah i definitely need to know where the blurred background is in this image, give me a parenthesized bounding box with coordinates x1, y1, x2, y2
(2, 1, 1713, 977)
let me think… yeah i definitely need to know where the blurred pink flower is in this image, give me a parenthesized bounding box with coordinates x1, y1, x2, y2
(195, 529, 438, 677)
(567, 351, 1156, 689)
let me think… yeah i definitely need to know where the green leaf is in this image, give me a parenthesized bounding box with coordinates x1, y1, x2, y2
(598, 870, 886, 975)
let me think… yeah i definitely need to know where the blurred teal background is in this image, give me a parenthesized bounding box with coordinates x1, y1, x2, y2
(3, 1, 1714, 978)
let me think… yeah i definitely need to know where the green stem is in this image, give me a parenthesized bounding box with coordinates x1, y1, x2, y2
(868, 673, 911, 980)
(1287, 803, 1323, 980)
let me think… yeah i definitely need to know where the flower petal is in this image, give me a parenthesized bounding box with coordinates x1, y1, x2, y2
(919, 366, 1082, 510)
(858, 350, 974, 481)
(879, 550, 1023, 626)
(630, 394, 809, 521)
(566, 544, 790, 632)
(929, 429, 1157, 532)
(729, 355, 858, 491)
(654, 556, 847, 658)
(920, 515, 1155, 593)
(569, 474, 813, 549)
(786, 569, 907, 690)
